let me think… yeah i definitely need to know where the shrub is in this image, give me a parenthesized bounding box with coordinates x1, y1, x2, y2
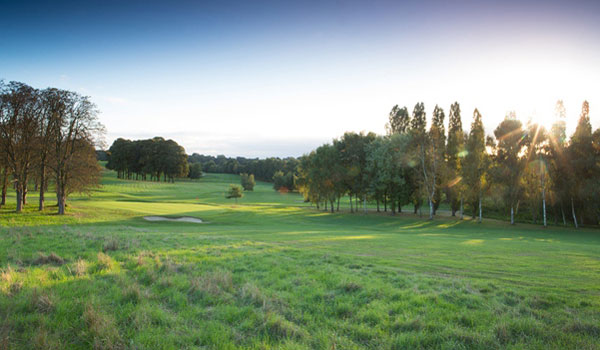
(240, 173, 255, 191)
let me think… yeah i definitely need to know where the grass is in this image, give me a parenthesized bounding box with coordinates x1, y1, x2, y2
(0, 168, 599, 349)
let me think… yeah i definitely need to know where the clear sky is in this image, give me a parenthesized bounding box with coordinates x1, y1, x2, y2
(2, 0, 599, 157)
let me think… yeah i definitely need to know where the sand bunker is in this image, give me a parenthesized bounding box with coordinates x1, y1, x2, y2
(143, 216, 203, 223)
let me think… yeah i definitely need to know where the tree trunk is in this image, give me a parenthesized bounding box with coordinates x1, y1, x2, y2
(428, 198, 434, 220)
(561, 204, 566, 226)
(58, 193, 66, 215)
(571, 198, 578, 229)
(1, 169, 7, 206)
(16, 187, 23, 213)
(478, 196, 482, 223)
(22, 182, 27, 206)
(460, 197, 464, 220)
(376, 200, 380, 212)
(510, 205, 514, 225)
(349, 194, 353, 213)
(542, 188, 547, 228)
(398, 200, 402, 213)
(39, 165, 46, 211)
(330, 200, 334, 213)
(363, 194, 367, 214)
(337, 197, 340, 212)
(384, 196, 387, 212)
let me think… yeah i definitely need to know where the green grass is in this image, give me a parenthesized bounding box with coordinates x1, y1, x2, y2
(1, 168, 599, 349)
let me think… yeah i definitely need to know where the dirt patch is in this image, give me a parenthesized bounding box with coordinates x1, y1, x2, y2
(143, 216, 203, 224)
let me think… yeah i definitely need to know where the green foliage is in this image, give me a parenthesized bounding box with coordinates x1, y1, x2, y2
(462, 109, 488, 219)
(365, 134, 413, 214)
(430, 105, 446, 213)
(385, 105, 410, 135)
(568, 101, 599, 224)
(226, 184, 243, 203)
(446, 102, 464, 215)
(106, 137, 188, 182)
(491, 113, 527, 223)
(188, 162, 202, 179)
(240, 173, 255, 191)
(189, 153, 300, 185)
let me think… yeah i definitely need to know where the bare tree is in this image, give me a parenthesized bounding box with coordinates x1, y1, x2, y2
(0, 81, 40, 212)
(48, 90, 104, 215)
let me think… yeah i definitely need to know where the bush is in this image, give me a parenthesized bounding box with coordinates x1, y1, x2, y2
(226, 185, 243, 203)
(188, 162, 202, 179)
(240, 173, 255, 191)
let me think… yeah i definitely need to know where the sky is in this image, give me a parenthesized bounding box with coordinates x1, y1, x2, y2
(2, 0, 600, 157)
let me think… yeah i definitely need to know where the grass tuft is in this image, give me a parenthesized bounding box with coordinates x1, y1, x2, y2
(73, 258, 88, 277)
(564, 320, 600, 337)
(94, 252, 114, 272)
(189, 269, 233, 300)
(239, 282, 266, 308)
(340, 281, 362, 293)
(102, 238, 119, 252)
(264, 312, 305, 340)
(83, 303, 122, 350)
(31, 289, 54, 313)
(33, 252, 65, 266)
(121, 283, 142, 304)
(392, 318, 424, 332)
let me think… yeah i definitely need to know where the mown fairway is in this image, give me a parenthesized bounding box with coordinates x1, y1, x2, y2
(1, 168, 599, 350)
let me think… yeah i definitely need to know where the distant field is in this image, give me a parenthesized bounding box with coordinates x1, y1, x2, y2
(1, 169, 599, 349)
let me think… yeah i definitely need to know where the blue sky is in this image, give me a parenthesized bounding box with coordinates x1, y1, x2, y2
(2, 0, 600, 157)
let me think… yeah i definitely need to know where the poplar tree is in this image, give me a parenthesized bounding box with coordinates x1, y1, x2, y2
(446, 102, 464, 217)
(568, 101, 596, 226)
(386, 105, 410, 135)
(462, 109, 487, 222)
(429, 105, 446, 214)
(547, 100, 570, 225)
(493, 112, 526, 225)
(411, 102, 434, 218)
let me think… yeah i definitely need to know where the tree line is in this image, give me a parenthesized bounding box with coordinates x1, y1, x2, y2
(0, 81, 104, 214)
(298, 101, 600, 227)
(188, 153, 299, 190)
(105, 137, 189, 182)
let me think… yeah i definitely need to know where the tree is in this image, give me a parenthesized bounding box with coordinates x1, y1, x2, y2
(188, 162, 202, 179)
(106, 137, 189, 182)
(386, 105, 410, 135)
(547, 100, 571, 226)
(365, 134, 412, 215)
(462, 109, 488, 223)
(429, 105, 446, 215)
(37, 88, 63, 211)
(492, 112, 526, 225)
(0, 81, 40, 212)
(568, 101, 597, 226)
(49, 90, 104, 215)
(240, 173, 255, 191)
(334, 132, 376, 213)
(226, 184, 243, 203)
(446, 102, 464, 217)
(411, 102, 436, 219)
(524, 120, 548, 226)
